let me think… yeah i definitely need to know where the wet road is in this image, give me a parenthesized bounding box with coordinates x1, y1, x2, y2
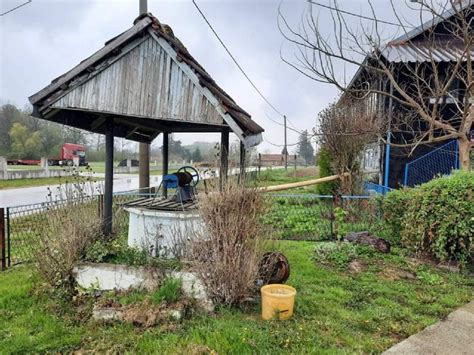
(0, 166, 274, 208)
(0, 174, 163, 208)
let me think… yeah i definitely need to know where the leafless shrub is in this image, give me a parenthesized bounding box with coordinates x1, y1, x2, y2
(32, 179, 103, 300)
(280, 0, 473, 170)
(318, 99, 385, 193)
(186, 180, 271, 307)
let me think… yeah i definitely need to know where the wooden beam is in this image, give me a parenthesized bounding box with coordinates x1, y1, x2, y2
(139, 143, 150, 190)
(162, 133, 169, 198)
(239, 141, 245, 180)
(103, 119, 114, 235)
(257, 173, 349, 192)
(220, 130, 229, 186)
(91, 117, 106, 131)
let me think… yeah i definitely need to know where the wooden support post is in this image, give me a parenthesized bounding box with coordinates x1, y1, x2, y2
(258, 153, 262, 177)
(220, 130, 229, 187)
(162, 132, 169, 198)
(103, 119, 114, 236)
(0, 208, 5, 271)
(139, 143, 150, 192)
(239, 141, 246, 182)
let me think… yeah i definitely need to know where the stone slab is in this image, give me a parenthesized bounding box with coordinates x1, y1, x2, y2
(383, 301, 474, 355)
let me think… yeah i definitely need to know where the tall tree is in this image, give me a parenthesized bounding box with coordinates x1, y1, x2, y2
(192, 147, 202, 162)
(9, 122, 42, 159)
(0, 104, 21, 155)
(297, 130, 315, 165)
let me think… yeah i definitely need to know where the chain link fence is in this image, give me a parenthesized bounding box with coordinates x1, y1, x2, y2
(263, 194, 381, 241)
(1, 190, 382, 270)
(1, 190, 152, 267)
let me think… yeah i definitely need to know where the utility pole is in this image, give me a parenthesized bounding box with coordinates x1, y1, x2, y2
(138, 0, 150, 191)
(283, 115, 288, 171)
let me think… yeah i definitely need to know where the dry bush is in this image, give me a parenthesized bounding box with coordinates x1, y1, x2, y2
(33, 180, 103, 300)
(318, 99, 385, 194)
(186, 179, 270, 307)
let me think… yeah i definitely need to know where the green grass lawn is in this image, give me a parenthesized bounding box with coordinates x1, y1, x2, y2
(0, 177, 67, 190)
(1, 241, 472, 353)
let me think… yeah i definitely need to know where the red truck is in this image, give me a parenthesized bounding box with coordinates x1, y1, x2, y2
(7, 143, 87, 167)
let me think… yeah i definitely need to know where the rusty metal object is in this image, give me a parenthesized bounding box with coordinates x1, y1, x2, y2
(259, 252, 290, 285)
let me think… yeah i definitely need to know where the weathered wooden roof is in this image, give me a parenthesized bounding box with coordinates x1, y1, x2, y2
(29, 14, 264, 147)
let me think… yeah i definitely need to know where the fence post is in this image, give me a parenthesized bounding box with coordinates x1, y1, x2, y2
(6, 207, 10, 267)
(0, 208, 5, 271)
(294, 155, 297, 178)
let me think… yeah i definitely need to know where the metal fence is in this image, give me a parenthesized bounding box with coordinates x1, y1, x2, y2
(0, 190, 152, 269)
(1, 190, 380, 270)
(404, 140, 459, 187)
(264, 194, 379, 241)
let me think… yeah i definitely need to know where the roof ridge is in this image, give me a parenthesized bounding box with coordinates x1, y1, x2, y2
(388, 0, 472, 45)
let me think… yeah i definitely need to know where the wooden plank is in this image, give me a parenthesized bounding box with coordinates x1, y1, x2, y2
(30, 17, 153, 105)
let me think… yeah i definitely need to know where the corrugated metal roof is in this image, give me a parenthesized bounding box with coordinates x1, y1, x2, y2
(381, 39, 474, 63)
(388, 0, 473, 44)
(380, 1, 473, 63)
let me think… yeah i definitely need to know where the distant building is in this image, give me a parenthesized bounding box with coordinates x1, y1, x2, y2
(258, 154, 306, 167)
(259, 154, 284, 167)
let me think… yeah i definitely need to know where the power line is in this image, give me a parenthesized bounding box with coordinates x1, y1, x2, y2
(264, 112, 302, 134)
(0, 0, 31, 17)
(192, 0, 303, 133)
(192, 0, 287, 119)
(192, 0, 313, 152)
(306, 0, 407, 28)
(265, 138, 299, 147)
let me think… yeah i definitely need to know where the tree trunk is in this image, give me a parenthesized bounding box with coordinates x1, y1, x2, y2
(458, 138, 471, 171)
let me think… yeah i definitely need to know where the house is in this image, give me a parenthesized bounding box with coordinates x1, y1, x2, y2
(259, 154, 284, 167)
(351, 1, 473, 188)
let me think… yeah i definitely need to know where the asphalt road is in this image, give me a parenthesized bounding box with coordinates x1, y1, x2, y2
(0, 166, 273, 208)
(0, 174, 163, 208)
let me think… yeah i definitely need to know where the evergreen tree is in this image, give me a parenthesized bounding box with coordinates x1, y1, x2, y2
(192, 147, 202, 162)
(296, 130, 315, 165)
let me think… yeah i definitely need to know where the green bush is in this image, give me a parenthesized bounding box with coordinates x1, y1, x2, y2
(379, 188, 412, 242)
(152, 277, 182, 304)
(382, 171, 474, 264)
(316, 148, 338, 195)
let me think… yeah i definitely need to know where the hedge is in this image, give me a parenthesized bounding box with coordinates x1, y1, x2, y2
(382, 171, 474, 264)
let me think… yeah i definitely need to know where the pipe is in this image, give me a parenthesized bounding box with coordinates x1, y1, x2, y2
(139, 0, 147, 14)
(257, 173, 349, 192)
(384, 81, 394, 188)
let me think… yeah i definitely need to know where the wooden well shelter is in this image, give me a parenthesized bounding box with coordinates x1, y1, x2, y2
(29, 13, 264, 234)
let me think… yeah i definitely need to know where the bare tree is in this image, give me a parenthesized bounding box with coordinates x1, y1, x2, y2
(318, 99, 385, 193)
(280, 0, 473, 170)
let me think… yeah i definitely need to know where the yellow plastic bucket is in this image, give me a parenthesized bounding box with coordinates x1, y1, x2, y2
(260, 284, 296, 320)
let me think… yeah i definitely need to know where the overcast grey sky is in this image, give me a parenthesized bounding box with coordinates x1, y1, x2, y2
(0, 0, 425, 153)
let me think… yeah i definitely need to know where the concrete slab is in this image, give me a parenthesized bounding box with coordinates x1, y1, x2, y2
(383, 301, 474, 355)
